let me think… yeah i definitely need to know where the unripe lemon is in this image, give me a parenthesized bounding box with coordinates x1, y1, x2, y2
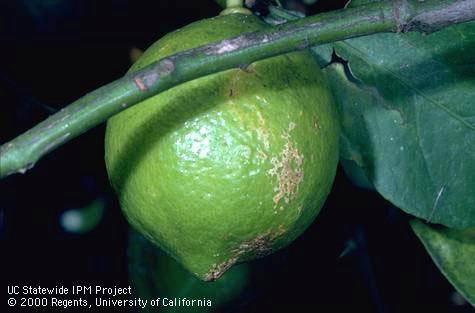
(105, 13, 339, 281)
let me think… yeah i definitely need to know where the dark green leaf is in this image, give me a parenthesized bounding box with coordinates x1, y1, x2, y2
(411, 219, 475, 307)
(318, 22, 475, 228)
(339, 159, 374, 190)
(310, 44, 333, 67)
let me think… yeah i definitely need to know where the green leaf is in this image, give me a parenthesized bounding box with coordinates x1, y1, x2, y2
(318, 21, 475, 228)
(410, 219, 475, 307)
(310, 44, 333, 67)
(339, 158, 374, 190)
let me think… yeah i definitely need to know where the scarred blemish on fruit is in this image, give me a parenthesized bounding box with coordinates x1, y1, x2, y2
(234, 232, 278, 259)
(204, 257, 238, 281)
(277, 224, 286, 235)
(257, 149, 268, 161)
(205, 231, 283, 281)
(256, 111, 270, 149)
(268, 123, 304, 207)
(257, 111, 266, 126)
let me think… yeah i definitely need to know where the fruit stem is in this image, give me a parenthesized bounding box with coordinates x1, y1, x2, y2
(221, 0, 251, 15)
(1, 0, 475, 179)
(226, 0, 244, 8)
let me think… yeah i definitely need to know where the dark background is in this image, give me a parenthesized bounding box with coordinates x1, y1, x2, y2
(0, 1, 473, 312)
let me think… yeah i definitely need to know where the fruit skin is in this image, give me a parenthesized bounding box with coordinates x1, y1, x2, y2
(105, 13, 339, 281)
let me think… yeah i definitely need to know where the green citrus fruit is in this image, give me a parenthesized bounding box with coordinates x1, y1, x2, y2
(105, 12, 339, 281)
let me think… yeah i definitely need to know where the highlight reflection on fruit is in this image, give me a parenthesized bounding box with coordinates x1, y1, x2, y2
(105, 11, 339, 281)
